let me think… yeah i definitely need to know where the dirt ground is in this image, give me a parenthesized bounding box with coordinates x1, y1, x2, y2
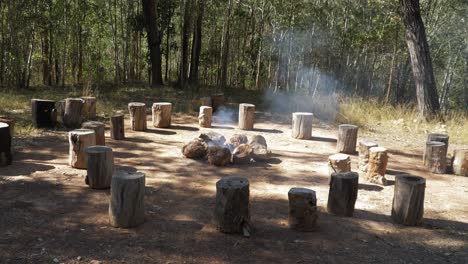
(1, 112, 467, 264)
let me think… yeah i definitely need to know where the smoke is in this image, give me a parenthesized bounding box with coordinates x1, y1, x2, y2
(213, 106, 237, 125)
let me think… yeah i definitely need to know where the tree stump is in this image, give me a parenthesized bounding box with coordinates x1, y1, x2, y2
(424, 141, 446, 174)
(55, 100, 65, 124)
(358, 140, 378, 172)
(182, 138, 208, 159)
(0, 116, 15, 135)
(366, 147, 388, 185)
(328, 153, 351, 175)
(152, 102, 172, 128)
(211, 93, 225, 112)
(86, 146, 114, 189)
(200, 96, 212, 107)
(291, 112, 313, 140)
(288, 187, 318, 231)
(82, 121, 106, 145)
(63, 98, 84, 128)
(453, 149, 468, 176)
(198, 106, 213, 128)
(327, 172, 359, 217)
(81, 96, 97, 120)
(249, 135, 270, 161)
(215, 177, 250, 236)
(109, 170, 145, 228)
(0, 122, 12, 166)
(238, 103, 255, 130)
(128, 102, 147, 131)
(31, 99, 56, 128)
(336, 124, 358, 154)
(391, 175, 426, 226)
(110, 114, 125, 140)
(207, 146, 231, 166)
(427, 133, 449, 154)
(232, 144, 253, 164)
(69, 129, 96, 169)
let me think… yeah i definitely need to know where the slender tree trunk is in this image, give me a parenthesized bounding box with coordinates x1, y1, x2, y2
(220, 0, 234, 89)
(189, 0, 204, 86)
(179, 0, 192, 88)
(142, 0, 163, 86)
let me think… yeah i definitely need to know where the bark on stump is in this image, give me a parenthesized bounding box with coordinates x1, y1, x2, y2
(291, 112, 313, 140)
(0, 116, 15, 135)
(69, 129, 96, 169)
(427, 133, 449, 154)
(198, 106, 213, 128)
(358, 140, 378, 172)
(110, 114, 125, 140)
(215, 177, 250, 236)
(453, 149, 468, 176)
(0, 122, 12, 166)
(288, 187, 318, 231)
(328, 153, 351, 175)
(81, 96, 97, 120)
(63, 98, 84, 128)
(336, 124, 359, 154)
(238, 103, 255, 130)
(200, 97, 212, 107)
(182, 138, 208, 159)
(109, 170, 145, 228)
(128, 102, 147, 131)
(55, 100, 65, 124)
(82, 121, 106, 145)
(152, 102, 172, 128)
(391, 175, 425, 226)
(425, 141, 447, 174)
(366, 147, 389, 185)
(86, 146, 114, 189)
(31, 99, 56, 128)
(327, 172, 359, 217)
(211, 94, 225, 112)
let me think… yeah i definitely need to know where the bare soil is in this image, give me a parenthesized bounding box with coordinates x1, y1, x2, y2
(1, 113, 467, 264)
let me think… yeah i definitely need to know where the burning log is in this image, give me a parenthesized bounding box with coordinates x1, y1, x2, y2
(391, 175, 425, 226)
(110, 114, 125, 140)
(291, 112, 313, 140)
(207, 146, 231, 166)
(152, 102, 172, 128)
(288, 187, 318, 231)
(366, 147, 388, 185)
(215, 177, 250, 236)
(31, 99, 56, 128)
(238, 103, 255, 130)
(453, 149, 468, 176)
(86, 146, 114, 189)
(109, 170, 145, 228)
(358, 140, 378, 172)
(327, 172, 359, 217)
(249, 135, 270, 161)
(232, 144, 253, 164)
(198, 106, 213, 128)
(182, 138, 208, 159)
(424, 141, 446, 174)
(199, 131, 226, 146)
(328, 153, 351, 175)
(128, 102, 147, 131)
(0, 122, 12, 166)
(336, 124, 358, 154)
(81, 96, 97, 120)
(82, 121, 106, 145)
(69, 129, 96, 169)
(63, 98, 85, 128)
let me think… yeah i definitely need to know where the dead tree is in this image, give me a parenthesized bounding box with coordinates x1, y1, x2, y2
(366, 147, 389, 185)
(109, 170, 145, 228)
(328, 153, 351, 175)
(452, 149, 468, 176)
(198, 106, 212, 128)
(128, 102, 147, 131)
(81, 96, 97, 120)
(291, 112, 313, 140)
(69, 129, 96, 169)
(327, 172, 359, 217)
(336, 124, 359, 154)
(86, 146, 114, 189)
(152, 102, 172, 128)
(424, 141, 446, 174)
(63, 98, 85, 128)
(238, 103, 255, 130)
(215, 177, 250, 236)
(0, 122, 12, 166)
(288, 187, 318, 231)
(82, 121, 106, 145)
(31, 99, 56, 128)
(391, 174, 426, 226)
(110, 114, 125, 140)
(358, 140, 378, 172)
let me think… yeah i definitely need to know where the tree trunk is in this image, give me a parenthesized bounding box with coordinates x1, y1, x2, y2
(86, 146, 114, 189)
(128, 102, 147, 131)
(220, 0, 234, 89)
(358, 140, 378, 172)
(69, 129, 96, 169)
(327, 172, 359, 217)
(141, 0, 163, 86)
(291, 112, 313, 140)
(81, 96, 97, 120)
(452, 149, 468, 176)
(151, 102, 172, 128)
(288, 187, 318, 231)
(391, 175, 425, 226)
(189, 0, 204, 86)
(238, 103, 255, 130)
(82, 121, 106, 146)
(198, 106, 212, 128)
(424, 141, 446, 174)
(328, 153, 351, 175)
(63, 98, 84, 128)
(366, 147, 389, 185)
(0, 122, 12, 166)
(110, 114, 125, 140)
(179, 0, 192, 88)
(426, 133, 449, 157)
(336, 124, 358, 154)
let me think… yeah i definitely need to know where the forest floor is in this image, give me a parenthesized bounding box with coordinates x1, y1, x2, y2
(1, 108, 467, 263)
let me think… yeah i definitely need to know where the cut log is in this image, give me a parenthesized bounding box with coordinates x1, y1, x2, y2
(128, 102, 147, 131)
(249, 135, 270, 161)
(425, 141, 446, 174)
(69, 129, 96, 169)
(82, 121, 106, 145)
(215, 177, 250, 235)
(110, 114, 125, 140)
(211, 93, 225, 112)
(207, 146, 231, 166)
(238, 103, 255, 130)
(423, 133, 449, 163)
(200, 96, 212, 107)
(55, 100, 65, 124)
(453, 149, 468, 176)
(81, 96, 97, 120)
(199, 131, 226, 146)
(232, 144, 253, 164)
(291, 112, 313, 140)
(336, 124, 359, 154)
(63, 98, 84, 128)
(366, 147, 389, 185)
(328, 153, 351, 175)
(0, 116, 15, 135)
(288, 187, 318, 231)
(327, 172, 359, 217)
(86, 146, 114, 189)
(0, 122, 12, 166)
(229, 134, 248, 147)
(391, 175, 425, 226)
(152, 102, 172, 128)
(358, 140, 378, 172)
(109, 170, 145, 228)
(31, 99, 56, 128)
(198, 106, 213, 128)
(182, 138, 208, 159)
